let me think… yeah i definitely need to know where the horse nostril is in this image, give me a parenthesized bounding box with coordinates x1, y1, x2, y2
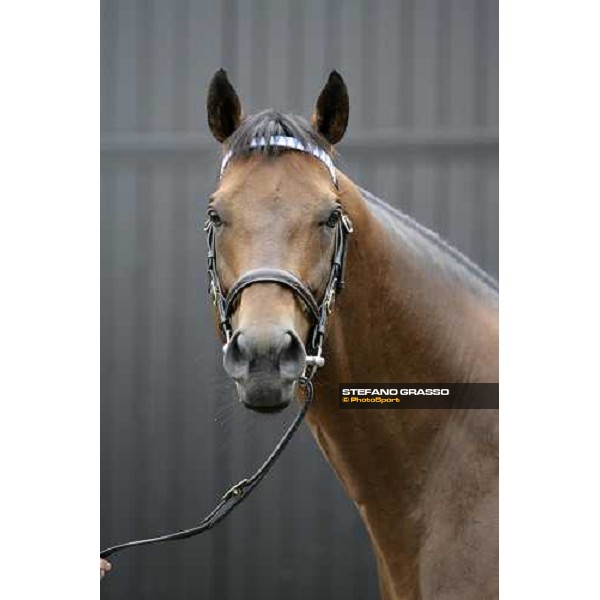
(278, 330, 306, 380)
(234, 332, 250, 357)
(223, 331, 250, 379)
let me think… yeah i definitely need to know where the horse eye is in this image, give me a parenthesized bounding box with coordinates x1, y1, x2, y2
(208, 209, 223, 227)
(324, 209, 341, 228)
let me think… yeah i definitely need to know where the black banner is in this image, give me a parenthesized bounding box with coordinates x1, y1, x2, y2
(338, 384, 499, 409)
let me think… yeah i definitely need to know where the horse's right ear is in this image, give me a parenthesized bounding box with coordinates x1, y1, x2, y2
(312, 71, 349, 145)
(207, 69, 242, 143)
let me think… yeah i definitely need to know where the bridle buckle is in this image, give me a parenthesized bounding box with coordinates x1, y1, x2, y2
(222, 478, 250, 501)
(209, 280, 219, 306)
(341, 214, 354, 233)
(324, 288, 336, 315)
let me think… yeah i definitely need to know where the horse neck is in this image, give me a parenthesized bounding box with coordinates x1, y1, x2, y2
(326, 172, 498, 384)
(305, 174, 499, 598)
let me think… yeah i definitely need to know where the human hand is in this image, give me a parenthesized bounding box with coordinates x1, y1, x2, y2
(100, 558, 112, 579)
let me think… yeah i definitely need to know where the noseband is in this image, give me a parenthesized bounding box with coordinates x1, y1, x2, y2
(100, 138, 352, 563)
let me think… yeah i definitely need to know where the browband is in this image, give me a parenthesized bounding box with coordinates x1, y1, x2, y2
(225, 268, 320, 323)
(220, 135, 337, 186)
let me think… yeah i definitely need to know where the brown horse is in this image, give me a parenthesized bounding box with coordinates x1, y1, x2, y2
(206, 69, 498, 600)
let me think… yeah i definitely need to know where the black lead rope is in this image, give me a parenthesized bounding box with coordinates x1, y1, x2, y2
(102, 145, 351, 563)
(100, 378, 313, 560)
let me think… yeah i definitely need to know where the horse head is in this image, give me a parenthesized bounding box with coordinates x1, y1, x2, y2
(206, 69, 350, 412)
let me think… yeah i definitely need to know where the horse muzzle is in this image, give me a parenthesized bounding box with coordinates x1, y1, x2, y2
(223, 326, 306, 411)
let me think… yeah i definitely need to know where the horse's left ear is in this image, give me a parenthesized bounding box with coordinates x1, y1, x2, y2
(312, 71, 349, 145)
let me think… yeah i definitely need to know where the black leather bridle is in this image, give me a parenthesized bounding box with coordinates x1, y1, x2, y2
(206, 210, 354, 378)
(100, 146, 353, 563)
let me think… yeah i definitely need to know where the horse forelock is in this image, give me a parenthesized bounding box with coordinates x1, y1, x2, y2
(223, 110, 333, 162)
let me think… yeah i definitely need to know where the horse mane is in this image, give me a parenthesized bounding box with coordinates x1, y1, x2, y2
(224, 110, 332, 159)
(359, 186, 499, 298)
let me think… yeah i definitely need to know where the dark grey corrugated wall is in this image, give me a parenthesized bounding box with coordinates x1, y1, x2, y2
(101, 1, 498, 598)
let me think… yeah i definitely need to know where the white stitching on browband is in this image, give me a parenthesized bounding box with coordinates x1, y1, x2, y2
(220, 135, 337, 185)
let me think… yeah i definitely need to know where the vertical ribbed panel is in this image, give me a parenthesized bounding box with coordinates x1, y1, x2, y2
(101, 1, 498, 599)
